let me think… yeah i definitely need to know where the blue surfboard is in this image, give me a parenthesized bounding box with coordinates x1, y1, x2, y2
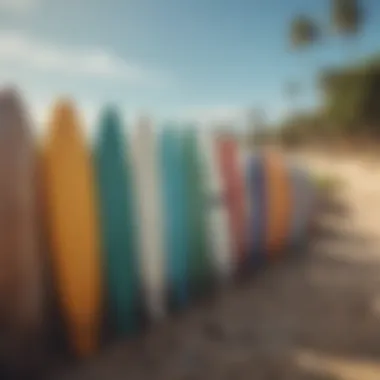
(159, 127, 188, 310)
(94, 107, 140, 337)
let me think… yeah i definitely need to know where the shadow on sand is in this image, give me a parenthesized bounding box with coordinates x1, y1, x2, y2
(41, 186, 380, 380)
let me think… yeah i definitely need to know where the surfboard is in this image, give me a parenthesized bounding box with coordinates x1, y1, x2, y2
(237, 140, 251, 269)
(0, 88, 44, 374)
(246, 152, 267, 267)
(287, 162, 308, 248)
(215, 135, 248, 273)
(199, 130, 233, 284)
(42, 99, 102, 357)
(159, 127, 188, 310)
(182, 127, 214, 299)
(94, 107, 140, 337)
(131, 116, 166, 321)
(36, 144, 70, 358)
(296, 164, 318, 240)
(264, 149, 292, 259)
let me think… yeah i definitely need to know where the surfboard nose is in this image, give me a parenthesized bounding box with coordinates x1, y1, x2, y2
(47, 99, 84, 142)
(101, 106, 119, 123)
(51, 98, 75, 117)
(97, 106, 123, 141)
(0, 88, 27, 131)
(51, 98, 78, 123)
(0, 87, 22, 105)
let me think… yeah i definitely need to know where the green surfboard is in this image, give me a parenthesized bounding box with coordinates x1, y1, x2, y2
(94, 107, 139, 337)
(182, 127, 214, 299)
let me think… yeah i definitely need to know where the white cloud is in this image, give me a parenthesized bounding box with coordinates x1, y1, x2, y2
(0, 31, 170, 86)
(178, 106, 248, 128)
(0, 0, 38, 13)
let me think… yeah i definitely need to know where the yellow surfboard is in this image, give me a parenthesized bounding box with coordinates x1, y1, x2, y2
(42, 99, 102, 357)
(265, 149, 291, 259)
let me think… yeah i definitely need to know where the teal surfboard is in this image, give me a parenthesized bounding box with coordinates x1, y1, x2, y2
(94, 107, 139, 336)
(159, 127, 188, 310)
(182, 128, 214, 299)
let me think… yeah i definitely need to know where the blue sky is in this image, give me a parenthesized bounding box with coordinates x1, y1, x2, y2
(0, 0, 379, 131)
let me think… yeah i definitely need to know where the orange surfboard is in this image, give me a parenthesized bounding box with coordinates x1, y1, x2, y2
(0, 89, 44, 374)
(42, 99, 102, 357)
(264, 149, 292, 259)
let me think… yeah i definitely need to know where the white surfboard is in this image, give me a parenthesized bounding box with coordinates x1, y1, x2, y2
(199, 130, 233, 284)
(131, 116, 166, 321)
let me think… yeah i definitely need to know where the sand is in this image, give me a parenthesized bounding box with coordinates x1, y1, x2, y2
(49, 152, 380, 380)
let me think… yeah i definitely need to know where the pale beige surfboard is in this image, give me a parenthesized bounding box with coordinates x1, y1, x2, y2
(131, 116, 166, 321)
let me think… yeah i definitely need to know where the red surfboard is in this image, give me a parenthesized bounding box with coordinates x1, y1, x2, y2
(215, 134, 247, 272)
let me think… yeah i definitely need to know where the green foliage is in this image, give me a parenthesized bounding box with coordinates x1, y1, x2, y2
(290, 15, 320, 49)
(279, 111, 328, 146)
(280, 54, 380, 142)
(312, 172, 344, 193)
(281, 0, 370, 143)
(247, 128, 276, 147)
(321, 56, 380, 135)
(331, 0, 364, 36)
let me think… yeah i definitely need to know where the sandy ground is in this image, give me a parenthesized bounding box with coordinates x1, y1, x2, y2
(48, 153, 380, 380)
